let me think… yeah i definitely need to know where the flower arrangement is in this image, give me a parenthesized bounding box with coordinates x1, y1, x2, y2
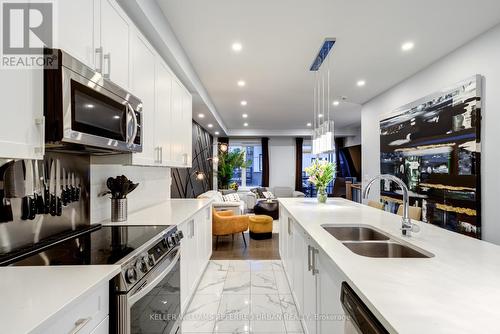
(229, 182, 239, 191)
(305, 160, 336, 203)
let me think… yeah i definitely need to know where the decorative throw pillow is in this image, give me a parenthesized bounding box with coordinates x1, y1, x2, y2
(222, 193, 240, 202)
(262, 191, 275, 199)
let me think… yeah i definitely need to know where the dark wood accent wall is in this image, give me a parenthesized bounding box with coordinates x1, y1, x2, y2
(171, 121, 213, 198)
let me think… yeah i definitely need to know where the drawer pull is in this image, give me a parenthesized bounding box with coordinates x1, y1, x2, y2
(69, 317, 92, 334)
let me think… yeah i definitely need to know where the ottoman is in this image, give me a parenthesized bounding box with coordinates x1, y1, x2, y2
(254, 200, 279, 220)
(249, 215, 273, 240)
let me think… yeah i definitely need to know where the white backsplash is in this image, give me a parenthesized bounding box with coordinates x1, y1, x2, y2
(90, 164, 171, 223)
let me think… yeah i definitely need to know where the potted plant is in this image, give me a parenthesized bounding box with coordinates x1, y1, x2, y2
(305, 160, 336, 203)
(217, 148, 250, 189)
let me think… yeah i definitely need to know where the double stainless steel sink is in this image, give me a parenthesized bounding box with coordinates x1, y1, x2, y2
(322, 225, 432, 258)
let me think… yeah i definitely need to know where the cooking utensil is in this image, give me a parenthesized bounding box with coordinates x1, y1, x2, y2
(49, 160, 56, 216)
(75, 174, 81, 202)
(34, 160, 45, 214)
(61, 168, 68, 206)
(21, 160, 36, 220)
(55, 159, 62, 216)
(43, 159, 50, 214)
(0, 160, 16, 223)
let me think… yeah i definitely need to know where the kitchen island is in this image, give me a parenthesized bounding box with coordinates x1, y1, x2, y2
(279, 197, 500, 334)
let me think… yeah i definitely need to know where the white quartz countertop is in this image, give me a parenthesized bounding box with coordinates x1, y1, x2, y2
(0, 265, 120, 334)
(279, 197, 500, 334)
(99, 198, 213, 226)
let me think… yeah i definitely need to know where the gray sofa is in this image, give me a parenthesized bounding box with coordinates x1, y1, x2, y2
(197, 190, 245, 215)
(246, 186, 305, 209)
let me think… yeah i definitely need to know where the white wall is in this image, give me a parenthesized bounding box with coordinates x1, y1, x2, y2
(269, 137, 296, 189)
(90, 164, 171, 223)
(361, 24, 500, 244)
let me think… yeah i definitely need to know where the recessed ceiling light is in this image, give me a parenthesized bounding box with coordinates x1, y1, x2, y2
(318, 114, 323, 118)
(307, 122, 312, 127)
(357, 80, 366, 87)
(333, 100, 339, 106)
(215, 131, 220, 135)
(232, 42, 242, 52)
(242, 113, 248, 118)
(401, 41, 415, 51)
(113, 115, 120, 119)
(207, 124, 213, 128)
(198, 113, 205, 118)
(240, 100, 247, 106)
(243, 122, 249, 127)
(237, 80, 246, 87)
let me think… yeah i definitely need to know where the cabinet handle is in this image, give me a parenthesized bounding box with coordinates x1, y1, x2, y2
(34, 117, 45, 156)
(103, 53, 111, 79)
(182, 153, 188, 165)
(95, 47, 103, 73)
(307, 245, 313, 272)
(69, 317, 92, 334)
(312, 247, 319, 276)
(155, 147, 160, 164)
(287, 217, 292, 235)
(160, 147, 163, 163)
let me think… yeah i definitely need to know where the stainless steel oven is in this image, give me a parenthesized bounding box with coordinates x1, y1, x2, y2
(44, 49, 142, 153)
(112, 227, 183, 334)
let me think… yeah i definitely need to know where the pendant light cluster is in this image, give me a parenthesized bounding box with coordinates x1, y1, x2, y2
(310, 38, 336, 155)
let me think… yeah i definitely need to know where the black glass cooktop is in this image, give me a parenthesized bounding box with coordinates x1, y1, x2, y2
(0, 224, 169, 266)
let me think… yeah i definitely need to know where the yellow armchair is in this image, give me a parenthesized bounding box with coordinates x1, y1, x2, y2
(212, 209, 249, 249)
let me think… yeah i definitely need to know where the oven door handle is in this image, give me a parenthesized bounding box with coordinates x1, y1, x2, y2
(126, 102, 138, 147)
(128, 248, 180, 307)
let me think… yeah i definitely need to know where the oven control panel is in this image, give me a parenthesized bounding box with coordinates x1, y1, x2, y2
(119, 227, 182, 290)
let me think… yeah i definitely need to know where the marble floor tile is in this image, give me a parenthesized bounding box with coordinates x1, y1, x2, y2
(251, 271, 278, 294)
(274, 270, 292, 295)
(223, 271, 251, 294)
(250, 260, 275, 272)
(249, 320, 286, 333)
(184, 293, 220, 320)
(217, 294, 250, 319)
(213, 320, 250, 333)
(271, 260, 284, 272)
(228, 260, 251, 272)
(197, 270, 227, 295)
(206, 260, 230, 272)
(251, 294, 283, 316)
(180, 320, 216, 333)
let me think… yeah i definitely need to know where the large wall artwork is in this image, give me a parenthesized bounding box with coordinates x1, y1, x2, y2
(379, 75, 482, 239)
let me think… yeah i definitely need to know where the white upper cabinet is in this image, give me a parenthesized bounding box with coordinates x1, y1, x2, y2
(130, 31, 156, 166)
(99, 0, 130, 89)
(182, 90, 193, 168)
(54, 0, 97, 69)
(155, 59, 174, 166)
(0, 69, 44, 160)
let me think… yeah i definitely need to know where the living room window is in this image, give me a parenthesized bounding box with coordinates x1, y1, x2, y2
(229, 140, 263, 188)
(302, 141, 336, 196)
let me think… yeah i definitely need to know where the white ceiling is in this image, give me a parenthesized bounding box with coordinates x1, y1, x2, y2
(157, 0, 500, 136)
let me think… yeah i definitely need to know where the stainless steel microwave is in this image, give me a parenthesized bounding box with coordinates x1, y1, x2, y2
(44, 49, 142, 154)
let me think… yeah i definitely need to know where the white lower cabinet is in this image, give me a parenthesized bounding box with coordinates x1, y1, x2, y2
(279, 208, 347, 334)
(179, 207, 212, 313)
(34, 282, 109, 334)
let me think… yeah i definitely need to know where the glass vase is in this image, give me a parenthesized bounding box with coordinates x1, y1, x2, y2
(317, 186, 327, 204)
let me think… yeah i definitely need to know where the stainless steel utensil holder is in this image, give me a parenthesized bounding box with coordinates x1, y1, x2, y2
(111, 198, 127, 222)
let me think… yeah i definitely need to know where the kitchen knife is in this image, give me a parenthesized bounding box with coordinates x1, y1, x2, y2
(61, 168, 68, 206)
(21, 160, 36, 220)
(75, 175, 81, 202)
(34, 160, 45, 214)
(56, 159, 62, 216)
(43, 160, 51, 214)
(49, 160, 56, 216)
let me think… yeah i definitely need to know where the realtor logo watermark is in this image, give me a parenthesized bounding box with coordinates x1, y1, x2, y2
(1, 0, 57, 68)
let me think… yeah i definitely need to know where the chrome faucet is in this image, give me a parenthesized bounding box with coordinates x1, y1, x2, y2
(363, 174, 419, 237)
